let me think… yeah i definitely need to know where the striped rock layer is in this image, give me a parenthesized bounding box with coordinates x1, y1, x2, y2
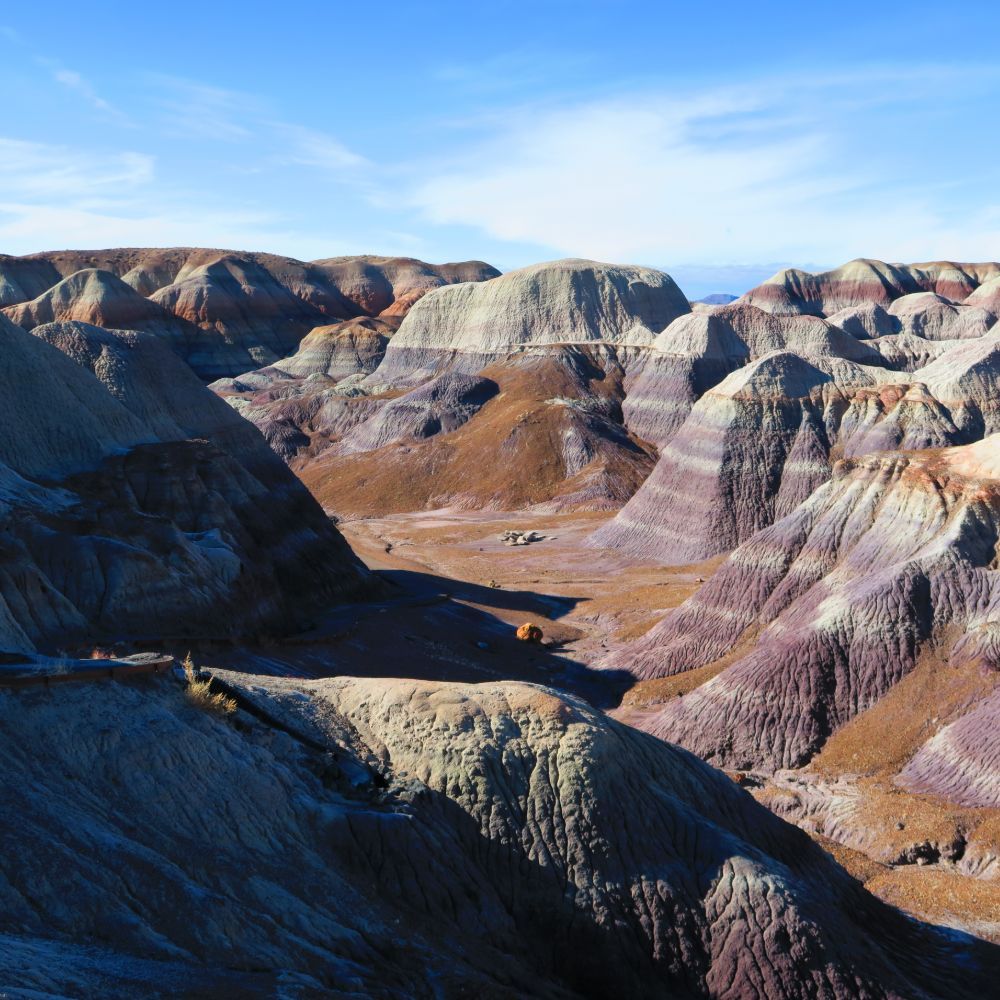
(368, 258, 691, 383)
(0, 248, 498, 378)
(744, 258, 1000, 316)
(607, 439, 1000, 777)
(596, 326, 1000, 564)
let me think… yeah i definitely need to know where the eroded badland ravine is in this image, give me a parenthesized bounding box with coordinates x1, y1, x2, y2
(1, 248, 999, 997)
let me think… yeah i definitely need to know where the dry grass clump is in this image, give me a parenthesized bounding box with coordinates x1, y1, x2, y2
(182, 654, 237, 716)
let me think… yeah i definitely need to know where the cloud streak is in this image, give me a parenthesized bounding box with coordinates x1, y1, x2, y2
(0, 139, 153, 200)
(407, 67, 1000, 267)
(48, 66, 131, 123)
(0, 133, 368, 259)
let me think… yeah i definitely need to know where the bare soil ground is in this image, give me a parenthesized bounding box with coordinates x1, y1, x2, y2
(296, 357, 655, 516)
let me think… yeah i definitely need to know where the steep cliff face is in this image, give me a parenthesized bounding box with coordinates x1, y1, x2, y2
(0, 671, 988, 999)
(0, 315, 369, 653)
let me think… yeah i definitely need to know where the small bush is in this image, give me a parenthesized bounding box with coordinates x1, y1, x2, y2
(182, 654, 237, 716)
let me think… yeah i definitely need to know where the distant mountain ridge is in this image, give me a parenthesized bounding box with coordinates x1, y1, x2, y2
(0, 248, 499, 378)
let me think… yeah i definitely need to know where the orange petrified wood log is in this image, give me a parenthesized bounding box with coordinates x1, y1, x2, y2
(516, 623, 543, 643)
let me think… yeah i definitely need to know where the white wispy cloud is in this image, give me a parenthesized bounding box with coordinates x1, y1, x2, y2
(407, 67, 1000, 266)
(0, 134, 364, 258)
(48, 66, 131, 123)
(147, 76, 368, 179)
(0, 202, 265, 249)
(149, 74, 265, 140)
(0, 139, 153, 199)
(270, 123, 369, 171)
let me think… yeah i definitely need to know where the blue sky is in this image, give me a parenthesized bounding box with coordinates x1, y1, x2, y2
(2, 1, 1000, 296)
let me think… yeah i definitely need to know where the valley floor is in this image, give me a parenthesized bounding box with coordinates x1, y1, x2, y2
(153, 507, 999, 947)
(325, 511, 1000, 946)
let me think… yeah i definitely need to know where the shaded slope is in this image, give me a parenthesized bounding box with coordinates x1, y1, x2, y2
(0, 671, 990, 998)
(0, 315, 369, 653)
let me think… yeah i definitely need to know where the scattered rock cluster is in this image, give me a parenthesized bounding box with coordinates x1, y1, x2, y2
(499, 529, 545, 546)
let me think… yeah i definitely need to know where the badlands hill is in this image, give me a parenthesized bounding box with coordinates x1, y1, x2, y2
(211, 251, 1000, 945)
(608, 438, 1000, 767)
(1, 670, 991, 998)
(606, 436, 1000, 916)
(596, 263, 1000, 561)
(583, 259, 1000, 792)
(372, 257, 691, 376)
(215, 255, 1000, 520)
(744, 259, 1000, 316)
(7, 247, 1000, 989)
(0, 248, 498, 378)
(217, 259, 689, 513)
(0, 312, 369, 652)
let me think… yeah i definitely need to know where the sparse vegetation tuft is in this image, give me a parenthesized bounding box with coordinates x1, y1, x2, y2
(182, 653, 237, 716)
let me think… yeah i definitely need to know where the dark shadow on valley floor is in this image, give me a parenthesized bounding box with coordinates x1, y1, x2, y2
(182, 567, 634, 711)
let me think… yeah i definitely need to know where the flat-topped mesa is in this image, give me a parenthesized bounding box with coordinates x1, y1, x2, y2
(0, 249, 499, 379)
(743, 258, 1000, 316)
(0, 313, 369, 653)
(368, 258, 691, 383)
(607, 437, 1000, 773)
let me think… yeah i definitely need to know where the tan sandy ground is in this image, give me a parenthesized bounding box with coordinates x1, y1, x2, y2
(339, 508, 716, 666)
